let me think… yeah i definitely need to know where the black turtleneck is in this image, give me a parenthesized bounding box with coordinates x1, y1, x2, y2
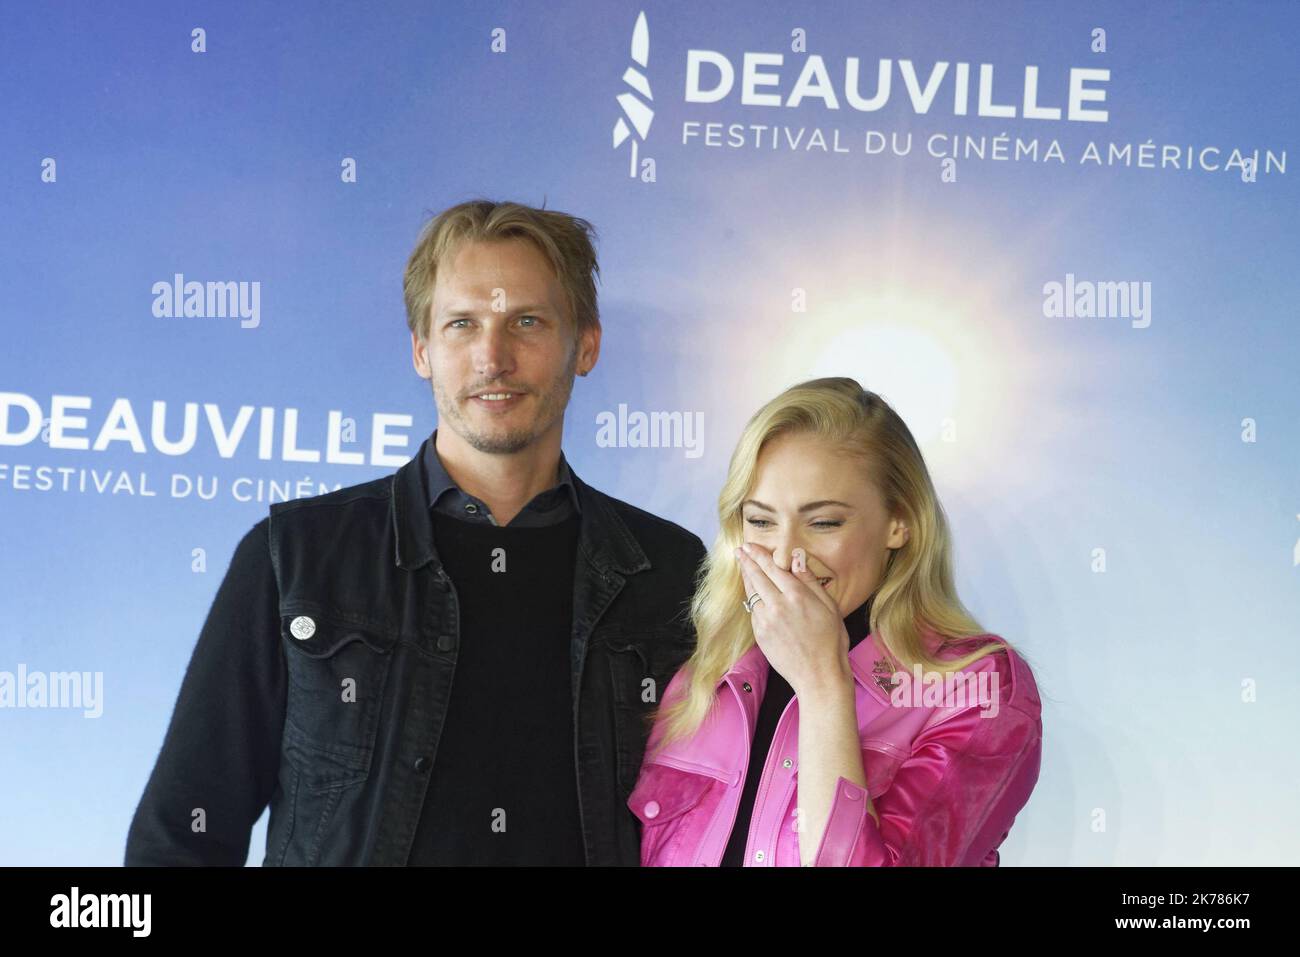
(720, 595, 872, 867)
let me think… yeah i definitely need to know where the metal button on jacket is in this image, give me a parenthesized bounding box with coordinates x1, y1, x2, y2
(289, 616, 315, 640)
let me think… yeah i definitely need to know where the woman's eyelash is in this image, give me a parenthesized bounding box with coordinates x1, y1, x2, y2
(745, 518, 842, 529)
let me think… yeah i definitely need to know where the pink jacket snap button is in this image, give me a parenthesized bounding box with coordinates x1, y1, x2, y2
(644, 800, 660, 819)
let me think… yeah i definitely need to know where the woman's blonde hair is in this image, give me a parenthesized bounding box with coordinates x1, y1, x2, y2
(650, 376, 1010, 753)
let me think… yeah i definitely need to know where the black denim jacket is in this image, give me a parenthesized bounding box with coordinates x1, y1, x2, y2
(125, 436, 706, 866)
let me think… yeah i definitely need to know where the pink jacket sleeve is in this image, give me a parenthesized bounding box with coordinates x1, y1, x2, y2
(811, 693, 1043, 867)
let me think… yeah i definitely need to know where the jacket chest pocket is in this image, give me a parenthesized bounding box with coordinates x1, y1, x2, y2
(280, 607, 398, 791)
(627, 762, 716, 866)
(599, 627, 696, 796)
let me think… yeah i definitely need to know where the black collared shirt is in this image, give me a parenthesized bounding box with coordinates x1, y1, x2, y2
(420, 427, 582, 526)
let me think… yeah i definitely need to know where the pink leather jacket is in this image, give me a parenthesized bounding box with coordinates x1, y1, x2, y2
(628, 630, 1042, 866)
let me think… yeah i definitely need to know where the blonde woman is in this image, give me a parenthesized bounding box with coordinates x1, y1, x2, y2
(629, 377, 1043, 866)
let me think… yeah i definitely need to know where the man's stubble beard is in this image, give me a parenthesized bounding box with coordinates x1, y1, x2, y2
(430, 347, 578, 455)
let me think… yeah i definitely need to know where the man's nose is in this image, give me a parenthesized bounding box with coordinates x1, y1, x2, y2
(473, 323, 515, 378)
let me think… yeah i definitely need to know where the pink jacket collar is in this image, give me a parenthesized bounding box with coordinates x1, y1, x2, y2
(648, 632, 898, 784)
(649, 629, 1015, 784)
(723, 630, 899, 707)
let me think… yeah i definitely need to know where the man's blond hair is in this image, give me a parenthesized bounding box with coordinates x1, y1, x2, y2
(403, 198, 600, 339)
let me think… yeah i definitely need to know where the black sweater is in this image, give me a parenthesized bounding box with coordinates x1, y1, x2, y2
(407, 510, 584, 865)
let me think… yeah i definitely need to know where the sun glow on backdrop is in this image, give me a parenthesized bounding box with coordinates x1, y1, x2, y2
(747, 285, 1023, 492)
(681, 189, 1066, 498)
(805, 295, 960, 445)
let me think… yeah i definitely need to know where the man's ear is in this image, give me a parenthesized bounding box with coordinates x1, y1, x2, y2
(411, 329, 431, 380)
(576, 321, 601, 376)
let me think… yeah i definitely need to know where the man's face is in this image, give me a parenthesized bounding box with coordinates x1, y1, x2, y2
(412, 237, 600, 454)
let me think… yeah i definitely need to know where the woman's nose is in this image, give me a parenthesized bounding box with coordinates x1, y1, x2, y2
(771, 538, 801, 572)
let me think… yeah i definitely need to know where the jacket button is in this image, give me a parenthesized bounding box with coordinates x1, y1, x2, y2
(465, 503, 479, 514)
(742, 682, 752, 693)
(643, 800, 660, 819)
(782, 758, 793, 769)
(754, 850, 765, 863)
(413, 757, 430, 773)
(289, 616, 316, 640)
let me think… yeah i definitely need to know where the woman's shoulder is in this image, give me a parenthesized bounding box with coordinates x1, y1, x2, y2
(924, 630, 1041, 719)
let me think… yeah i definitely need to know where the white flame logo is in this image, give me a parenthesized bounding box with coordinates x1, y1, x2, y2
(612, 11, 653, 177)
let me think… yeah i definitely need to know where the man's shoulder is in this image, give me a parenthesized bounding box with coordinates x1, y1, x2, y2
(585, 484, 706, 557)
(269, 473, 394, 515)
(265, 472, 395, 544)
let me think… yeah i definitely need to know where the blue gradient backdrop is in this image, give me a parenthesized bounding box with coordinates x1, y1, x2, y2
(1, 0, 1297, 864)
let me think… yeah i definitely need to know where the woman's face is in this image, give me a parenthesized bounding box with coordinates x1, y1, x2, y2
(740, 431, 910, 617)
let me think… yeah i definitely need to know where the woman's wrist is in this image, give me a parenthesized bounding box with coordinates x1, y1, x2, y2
(794, 658, 855, 704)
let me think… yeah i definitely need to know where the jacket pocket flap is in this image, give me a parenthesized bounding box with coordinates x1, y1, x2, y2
(598, 626, 695, 667)
(627, 762, 714, 825)
(280, 609, 396, 658)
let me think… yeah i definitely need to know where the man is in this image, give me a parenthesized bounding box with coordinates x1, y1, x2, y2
(125, 199, 706, 865)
